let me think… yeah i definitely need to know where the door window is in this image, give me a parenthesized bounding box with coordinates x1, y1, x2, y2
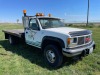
(29, 19, 39, 30)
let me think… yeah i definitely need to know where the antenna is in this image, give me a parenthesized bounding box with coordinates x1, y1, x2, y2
(86, 0, 90, 26)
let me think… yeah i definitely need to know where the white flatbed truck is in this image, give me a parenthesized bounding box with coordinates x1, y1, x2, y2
(3, 10, 95, 68)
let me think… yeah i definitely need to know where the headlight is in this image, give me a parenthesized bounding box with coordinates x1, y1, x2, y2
(67, 37, 78, 48)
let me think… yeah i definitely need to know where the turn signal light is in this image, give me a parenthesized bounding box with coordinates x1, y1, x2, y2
(23, 10, 26, 14)
(40, 13, 44, 16)
(36, 13, 40, 16)
(67, 38, 71, 45)
(48, 14, 51, 17)
(36, 13, 44, 16)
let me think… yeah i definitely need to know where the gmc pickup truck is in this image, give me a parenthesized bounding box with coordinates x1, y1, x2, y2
(3, 10, 95, 68)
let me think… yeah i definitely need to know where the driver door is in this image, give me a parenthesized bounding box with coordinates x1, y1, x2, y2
(25, 18, 41, 47)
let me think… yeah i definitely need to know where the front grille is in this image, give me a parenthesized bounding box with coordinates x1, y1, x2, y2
(77, 35, 91, 45)
(78, 37, 85, 45)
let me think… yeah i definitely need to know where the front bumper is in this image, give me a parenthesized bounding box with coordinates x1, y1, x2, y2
(62, 41, 95, 57)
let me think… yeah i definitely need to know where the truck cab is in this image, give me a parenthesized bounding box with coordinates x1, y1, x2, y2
(23, 16, 67, 48)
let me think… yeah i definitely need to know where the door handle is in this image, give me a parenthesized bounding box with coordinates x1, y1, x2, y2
(26, 32, 28, 34)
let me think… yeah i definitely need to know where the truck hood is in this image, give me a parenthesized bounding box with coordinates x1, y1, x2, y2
(44, 27, 85, 35)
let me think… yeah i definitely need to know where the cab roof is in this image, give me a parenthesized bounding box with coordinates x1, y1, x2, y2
(24, 16, 60, 20)
(37, 16, 60, 20)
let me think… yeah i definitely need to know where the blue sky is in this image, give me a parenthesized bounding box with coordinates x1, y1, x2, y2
(0, 0, 100, 23)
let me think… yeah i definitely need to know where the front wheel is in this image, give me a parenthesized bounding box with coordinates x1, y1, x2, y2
(44, 45, 63, 68)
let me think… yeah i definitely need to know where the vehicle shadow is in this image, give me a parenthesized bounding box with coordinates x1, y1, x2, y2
(0, 40, 82, 70)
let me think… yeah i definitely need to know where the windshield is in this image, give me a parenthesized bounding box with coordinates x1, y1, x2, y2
(39, 18, 65, 29)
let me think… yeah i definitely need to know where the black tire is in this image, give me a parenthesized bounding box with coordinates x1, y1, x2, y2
(8, 35, 16, 45)
(44, 45, 63, 68)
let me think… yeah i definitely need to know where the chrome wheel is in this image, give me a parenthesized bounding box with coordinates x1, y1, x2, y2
(46, 50, 56, 63)
(44, 45, 63, 67)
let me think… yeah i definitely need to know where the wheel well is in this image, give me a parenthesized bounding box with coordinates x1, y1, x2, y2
(42, 39, 62, 52)
(5, 33, 9, 39)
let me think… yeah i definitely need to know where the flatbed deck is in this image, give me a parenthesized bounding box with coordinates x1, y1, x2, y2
(2, 29, 24, 38)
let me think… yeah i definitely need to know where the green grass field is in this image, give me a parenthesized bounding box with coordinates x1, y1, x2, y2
(0, 24, 100, 75)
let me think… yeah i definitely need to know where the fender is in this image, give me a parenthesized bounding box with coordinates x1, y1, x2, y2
(41, 36, 65, 48)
